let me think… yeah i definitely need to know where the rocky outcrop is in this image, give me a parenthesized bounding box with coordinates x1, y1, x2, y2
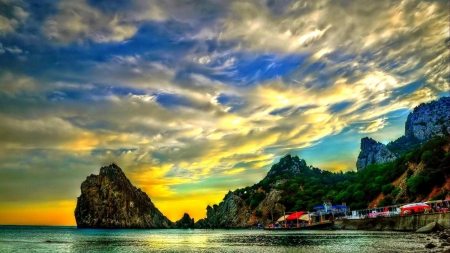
(357, 96, 450, 169)
(256, 190, 286, 224)
(356, 137, 397, 171)
(196, 191, 254, 228)
(265, 155, 307, 178)
(405, 96, 450, 141)
(174, 213, 194, 228)
(74, 163, 172, 228)
(416, 222, 443, 233)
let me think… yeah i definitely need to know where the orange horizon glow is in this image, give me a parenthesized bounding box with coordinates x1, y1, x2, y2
(0, 195, 226, 226)
(0, 157, 364, 226)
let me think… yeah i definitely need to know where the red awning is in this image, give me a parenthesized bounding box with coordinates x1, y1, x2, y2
(286, 211, 306, 220)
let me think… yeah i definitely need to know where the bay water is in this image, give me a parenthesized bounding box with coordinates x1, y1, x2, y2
(0, 226, 441, 252)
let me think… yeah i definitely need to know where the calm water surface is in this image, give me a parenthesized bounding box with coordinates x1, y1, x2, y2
(0, 226, 440, 252)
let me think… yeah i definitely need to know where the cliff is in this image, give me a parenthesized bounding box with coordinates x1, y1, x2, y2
(404, 97, 450, 141)
(255, 189, 285, 223)
(74, 163, 172, 228)
(197, 191, 254, 228)
(356, 137, 397, 171)
(357, 96, 450, 170)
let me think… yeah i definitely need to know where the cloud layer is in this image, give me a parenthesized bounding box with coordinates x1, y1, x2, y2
(0, 0, 448, 224)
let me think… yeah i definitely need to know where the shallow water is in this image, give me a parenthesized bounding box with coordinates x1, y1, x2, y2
(0, 226, 442, 252)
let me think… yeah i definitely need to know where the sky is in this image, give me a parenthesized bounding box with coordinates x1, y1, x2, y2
(0, 0, 449, 226)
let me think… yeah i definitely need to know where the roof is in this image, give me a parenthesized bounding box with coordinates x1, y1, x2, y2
(401, 203, 430, 208)
(313, 205, 349, 210)
(299, 214, 310, 221)
(276, 215, 289, 222)
(286, 211, 306, 220)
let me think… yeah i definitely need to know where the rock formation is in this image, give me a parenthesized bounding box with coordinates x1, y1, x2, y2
(196, 191, 254, 228)
(266, 154, 307, 178)
(356, 137, 397, 171)
(255, 190, 285, 222)
(174, 213, 194, 228)
(357, 96, 450, 170)
(404, 96, 450, 141)
(74, 163, 172, 228)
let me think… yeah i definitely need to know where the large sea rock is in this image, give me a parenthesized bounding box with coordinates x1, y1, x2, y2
(174, 213, 195, 229)
(74, 163, 172, 228)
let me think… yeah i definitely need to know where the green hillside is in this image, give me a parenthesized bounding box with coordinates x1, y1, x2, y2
(233, 135, 450, 215)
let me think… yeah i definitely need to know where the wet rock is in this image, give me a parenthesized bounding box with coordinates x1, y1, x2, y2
(416, 222, 439, 233)
(425, 242, 437, 249)
(74, 163, 172, 228)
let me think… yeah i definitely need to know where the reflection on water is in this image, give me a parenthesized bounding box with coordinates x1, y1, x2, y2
(0, 226, 442, 252)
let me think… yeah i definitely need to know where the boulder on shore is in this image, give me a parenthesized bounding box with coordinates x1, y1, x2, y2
(416, 222, 443, 233)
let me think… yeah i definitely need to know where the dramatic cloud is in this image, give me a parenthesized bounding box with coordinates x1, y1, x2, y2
(0, 0, 448, 224)
(0, 2, 28, 34)
(44, 0, 137, 43)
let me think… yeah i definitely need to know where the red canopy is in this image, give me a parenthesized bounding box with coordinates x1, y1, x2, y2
(286, 211, 306, 221)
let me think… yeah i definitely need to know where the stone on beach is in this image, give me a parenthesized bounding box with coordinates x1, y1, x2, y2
(416, 222, 442, 233)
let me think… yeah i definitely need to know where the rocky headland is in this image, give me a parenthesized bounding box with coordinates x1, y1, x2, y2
(74, 163, 172, 228)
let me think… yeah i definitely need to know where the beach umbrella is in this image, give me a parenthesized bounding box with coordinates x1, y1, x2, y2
(286, 211, 306, 220)
(276, 215, 288, 222)
(299, 214, 310, 221)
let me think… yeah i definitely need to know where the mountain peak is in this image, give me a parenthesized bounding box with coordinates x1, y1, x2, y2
(356, 137, 397, 171)
(405, 96, 450, 140)
(357, 96, 450, 169)
(266, 155, 308, 178)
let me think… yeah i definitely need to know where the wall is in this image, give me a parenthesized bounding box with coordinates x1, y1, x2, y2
(334, 213, 450, 231)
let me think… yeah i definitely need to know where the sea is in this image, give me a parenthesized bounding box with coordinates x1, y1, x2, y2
(0, 226, 442, 252)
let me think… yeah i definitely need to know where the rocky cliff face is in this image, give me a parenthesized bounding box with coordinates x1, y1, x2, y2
(196, 191, 254, 228)
(195, 189, 287, 229)
(256, 190, 285, 223)
(74, 163, 172, 228)
(404, 97, 450, 141)
(356, 137, 397, 171)
(357, 96, 450, 170)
